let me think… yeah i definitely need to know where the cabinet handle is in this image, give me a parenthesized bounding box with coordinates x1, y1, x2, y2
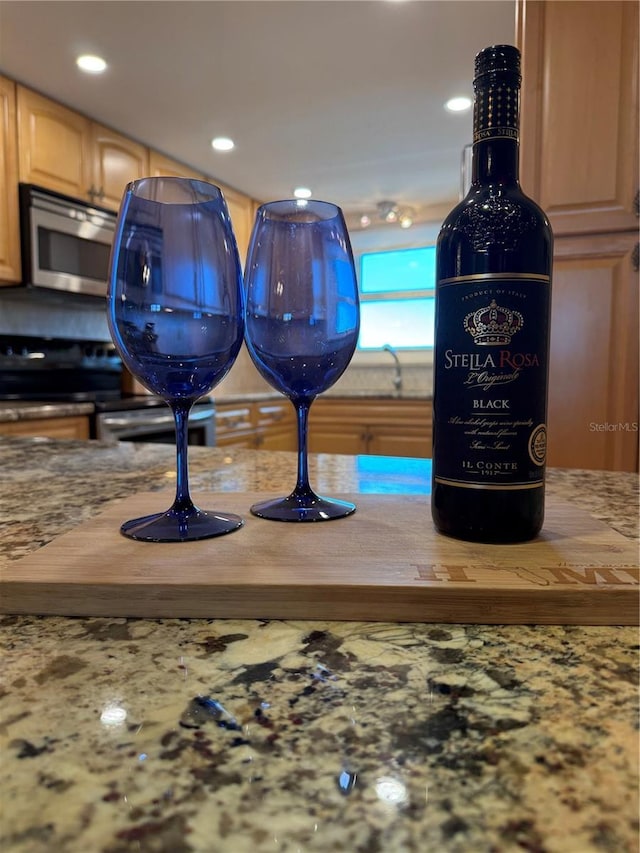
(632, 243, 639, 274)
(87, 185, 106, 202)
(221, 416, 244, 429)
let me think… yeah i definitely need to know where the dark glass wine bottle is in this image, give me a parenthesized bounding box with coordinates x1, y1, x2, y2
(431, 44, 553, 543)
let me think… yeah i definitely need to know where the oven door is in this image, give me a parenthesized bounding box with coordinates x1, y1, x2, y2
(21, 185, 116, 298)
(95, 402, 216, 446)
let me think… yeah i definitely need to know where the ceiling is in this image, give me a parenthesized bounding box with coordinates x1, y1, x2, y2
(0, 0, 515, 229)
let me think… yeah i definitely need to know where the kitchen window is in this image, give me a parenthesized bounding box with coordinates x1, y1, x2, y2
(357, 245, 436, 350)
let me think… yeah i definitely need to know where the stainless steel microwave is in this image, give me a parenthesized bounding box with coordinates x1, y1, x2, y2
(19, 184, 117, 298)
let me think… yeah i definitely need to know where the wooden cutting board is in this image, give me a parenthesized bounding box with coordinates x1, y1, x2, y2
(1, 493, 637, 624)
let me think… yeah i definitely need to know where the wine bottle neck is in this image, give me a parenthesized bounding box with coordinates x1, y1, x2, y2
(472, 138, 520, 185)
(471, 58, 521, 187)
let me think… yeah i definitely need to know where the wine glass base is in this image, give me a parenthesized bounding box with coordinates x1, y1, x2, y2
(120, 507, 244, 542)
(250, 494, 356, 522)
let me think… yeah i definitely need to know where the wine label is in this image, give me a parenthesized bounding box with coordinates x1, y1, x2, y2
(433, 273, 550, 491)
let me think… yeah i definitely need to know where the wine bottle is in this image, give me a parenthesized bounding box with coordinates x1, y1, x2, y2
(431, 44, 553, 543)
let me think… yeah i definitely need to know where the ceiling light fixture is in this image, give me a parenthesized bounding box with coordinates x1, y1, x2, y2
(76, 54, 107, 74)
(293, 187, 312, 199)
(445, 96, 472, 113)
(211, 137, 235, 152)
(359, 200, 415, 230)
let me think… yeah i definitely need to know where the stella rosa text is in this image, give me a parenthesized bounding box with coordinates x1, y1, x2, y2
(443, 349, 540, 370)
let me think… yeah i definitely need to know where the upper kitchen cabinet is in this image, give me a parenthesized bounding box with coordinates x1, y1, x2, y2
(518, 0, 639, 236)
(90, 124, 148, 210)
(17, 86, 148, 211)
(148, 150, 206, 181)
(0, 75, 20, 284)
(17, 85, 92, 200)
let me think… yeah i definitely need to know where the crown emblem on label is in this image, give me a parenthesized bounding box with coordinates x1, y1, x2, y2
(464, 299, 524, 345)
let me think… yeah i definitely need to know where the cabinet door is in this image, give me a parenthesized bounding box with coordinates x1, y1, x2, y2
(368, 431, 431, 459)
(17, 85, 92, 199)
(0, 415, 90, 439)
(367, 402, 432, 459)
(308, 427, 366, 455)
(215, 402, 256, 448)
(259, 427, 297, 452)
(255, 401, 296, 451)
(518, 0, 638, 235)
(0, 75, 20, 283)
(308, 398, 367, 454)
(547, 232, 638, 472)
(148, 150, 206, 181)
(91, 124, 149, 210)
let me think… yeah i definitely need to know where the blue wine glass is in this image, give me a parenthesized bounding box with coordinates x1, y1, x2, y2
(244, 199, 360, 521)
(107, 177, 244, 541)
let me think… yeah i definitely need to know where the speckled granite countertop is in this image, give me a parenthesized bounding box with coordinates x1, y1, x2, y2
(0, 437, 637, 853)
(0, 401, 94, 422)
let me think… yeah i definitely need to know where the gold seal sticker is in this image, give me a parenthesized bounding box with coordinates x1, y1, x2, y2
(529, 424, 547, 466)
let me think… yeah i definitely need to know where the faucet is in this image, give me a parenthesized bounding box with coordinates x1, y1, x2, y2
(382, 344, 403, 396)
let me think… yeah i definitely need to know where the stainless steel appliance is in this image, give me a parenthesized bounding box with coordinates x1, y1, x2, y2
(0, 335, 216, 446)
(94, 397, 215, 445)
(19, 184, 117, 298)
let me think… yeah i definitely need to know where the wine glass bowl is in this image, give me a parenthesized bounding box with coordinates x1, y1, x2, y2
(108, 177, 245, 541)
(244, 199, 360, 521)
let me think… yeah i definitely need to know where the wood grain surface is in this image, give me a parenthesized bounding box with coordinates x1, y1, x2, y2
(1, 493, 637, 624)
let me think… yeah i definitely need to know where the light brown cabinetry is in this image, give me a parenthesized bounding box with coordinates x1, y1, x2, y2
(215, 399, 296, 451)
(518, 0, 638, 236)
(254, 401, 296, 450)
(0, 415, 90, 439)
(17, 86, 148, 210)
(215, 401, 256, 449)
(517, 0, 639, 472)
(308, 398, 432, 458)
(547, 232, 638, 472)
(90, 124, 148, 210)
(0, 75, 20, 283)
(17, 85, 92, 199)
(6, 78, 260, 289)
(148, 150, 206, 181)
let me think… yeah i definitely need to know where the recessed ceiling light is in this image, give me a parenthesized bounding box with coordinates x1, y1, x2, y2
(445, 96, 472, 113)
(293, 187, 312, 199)
(76, 54, 107, 74)
(211, 137, 235, 152)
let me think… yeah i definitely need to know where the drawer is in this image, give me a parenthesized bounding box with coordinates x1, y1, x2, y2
(255, 401, 294, 429)
(215, 404, 253, 437)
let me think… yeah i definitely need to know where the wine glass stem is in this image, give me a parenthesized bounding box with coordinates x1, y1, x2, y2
(294, 399, 314, 497)
(172, 402, 194, 513)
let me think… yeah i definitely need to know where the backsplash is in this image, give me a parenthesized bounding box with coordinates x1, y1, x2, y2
(0, 290, 111, 341)
(215, 349, 432, 399)
(329, 364, 432, 397)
